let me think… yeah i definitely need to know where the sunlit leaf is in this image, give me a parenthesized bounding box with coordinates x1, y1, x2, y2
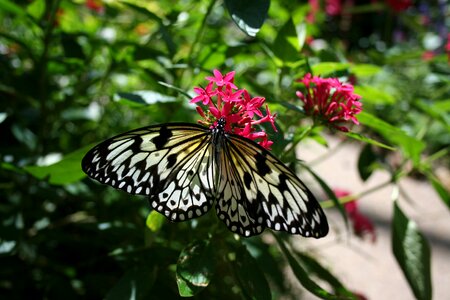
(176, 240, 215, 297)
(358, 112, 425, 166)
(272, 18, 302, 62)
(0, 0, 27, 16)
(346, 132, 395, 150)
(224, 0, 270, 37)
(311, 62, 350, 76)
(146, 211, 166, 232)
(351, 64, 381, 77)
(392, 202, 432, 300)
(24, 145, 92, 185)
(114, 91, 177, 107)
(354, 85, 396, 105)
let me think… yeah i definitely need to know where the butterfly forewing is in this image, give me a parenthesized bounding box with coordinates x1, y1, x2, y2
(82, 123, 217, 221)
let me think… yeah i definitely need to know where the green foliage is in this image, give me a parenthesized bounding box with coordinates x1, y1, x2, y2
(1, 0, 447, 299)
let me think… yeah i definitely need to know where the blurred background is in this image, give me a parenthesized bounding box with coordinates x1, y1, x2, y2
(0, 0, 449, 299)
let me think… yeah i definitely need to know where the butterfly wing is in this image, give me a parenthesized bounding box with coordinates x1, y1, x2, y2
(215, 133, 329, 238)
(82, 123, 217, 221)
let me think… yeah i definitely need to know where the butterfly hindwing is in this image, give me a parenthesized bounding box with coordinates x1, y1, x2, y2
(217, 133, 329, 238)
(82, 123, 216, 221)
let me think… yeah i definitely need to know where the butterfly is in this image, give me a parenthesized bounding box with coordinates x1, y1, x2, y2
(82, 117, 329, 237)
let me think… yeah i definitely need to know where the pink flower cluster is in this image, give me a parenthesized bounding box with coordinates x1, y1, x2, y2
(296, 73, 362, 132)
(191, 70, 277, 150)
(334, 189, 376, 243)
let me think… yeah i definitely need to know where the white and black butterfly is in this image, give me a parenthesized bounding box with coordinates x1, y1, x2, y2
(82, 117, 329, 237)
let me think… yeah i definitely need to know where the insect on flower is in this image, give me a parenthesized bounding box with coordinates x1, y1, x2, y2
(82, 70, 329, 237)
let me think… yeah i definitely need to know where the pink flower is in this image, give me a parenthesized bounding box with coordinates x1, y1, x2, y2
(296, 73, 362, 132)
(334, 189, 376, 242)
(190, 70, 277, 149)
(326, 0, 342, 16)
(446, 34, 450, 63)
(206, 70, 238, 90)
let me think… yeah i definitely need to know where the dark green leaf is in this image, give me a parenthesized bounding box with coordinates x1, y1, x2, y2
(176, 240, 215, 297)
(426, 174, 450, 209)
(0, 0, 27, 16)
(105, 267, 156, 300)
(224, 0, 270, 37)
(24, 145, 93, 185)
(274, 235, 338, 299)
(357, 144, 377, 181)
(296, 252, 355, 298)
(114, 91, 177, 107)
(231, 244, 271, 300)
(392, 202, 432, 300)
(301, 164, 348, 226)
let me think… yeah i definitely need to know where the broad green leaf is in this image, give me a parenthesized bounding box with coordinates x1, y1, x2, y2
(346, 132, 395, 150)
(392, 202, 432, 300)
(114, 91, 177, 107)
(146, 211, 166, 232)
(311, 62, 350, 76)
(354, 85, 396, 105)
(414, 99, 450, 128)
(231, 244, 271, 300)
(357, 144, 377, 181)
(224, 0, 270, 37)
(105, 267, 156, 300)
(26, 0, 45, 19)
(274, 235, 338, 299)
(272, 18, 302, 62)
(358, 112, 425, 166)
(24, 145, 92, 185)
(176, 240, 215, 297)
(351, 64, 381, 77)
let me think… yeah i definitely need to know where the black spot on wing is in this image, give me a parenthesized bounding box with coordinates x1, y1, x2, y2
(254, 152, 271, 176)
(243, 172, 252, 189)
(166, 153, 177, 168)
(151, 125, 172, 149)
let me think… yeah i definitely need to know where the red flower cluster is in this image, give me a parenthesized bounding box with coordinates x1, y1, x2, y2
(296, 73, 362, 132)
(334, 189, 376, 242)
(385, 0, 412, 12)
(86, 0, 105, 14)
(191, 70, 277, 150)
(446, 34, 450, 62)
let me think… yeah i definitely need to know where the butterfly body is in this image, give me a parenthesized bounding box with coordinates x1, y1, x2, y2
(82, 119, 328, 237)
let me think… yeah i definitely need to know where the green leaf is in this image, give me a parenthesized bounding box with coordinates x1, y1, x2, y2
(114, 91, 177, 107)
(24, 146, 92, 185)
(392, 202, 432, 300)
(354, 85, 396, 105)
(0, 0, 27, 16)
(311, 62, 350, 76)
(176, 240, 215, 297)
(358, 112, 425, 166)
(346, 132, 395, 150)
(105, 267, 156, 300)
(274, 235, 338, 299)
(357, 144, 377, 181)
(146, 211, 166, 232)
(301, 164, 348, 226)
(231, 244, 271, 300)
(224, 0, 270, 37)
(426, 174, 450, 209)
(350, 64, 381, 77)
(272, 18, 302, 62)
(296, 252, 355, 298)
